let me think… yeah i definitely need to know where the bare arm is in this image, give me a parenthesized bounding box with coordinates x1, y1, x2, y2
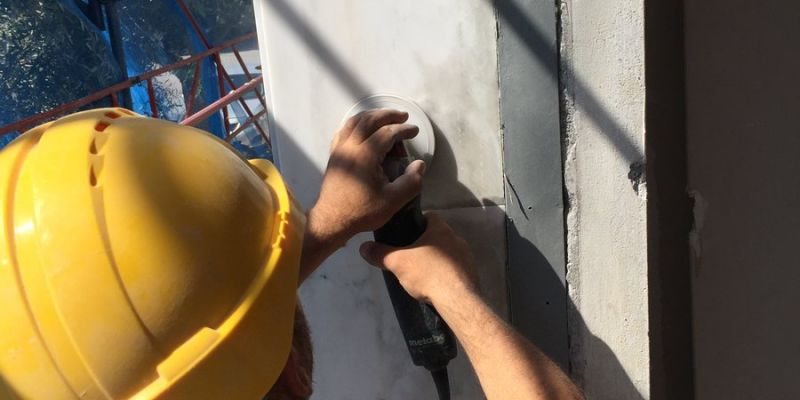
(360, 214, 583, 400)
(298, 109, 425, 284)
(437, 286, 582, 400)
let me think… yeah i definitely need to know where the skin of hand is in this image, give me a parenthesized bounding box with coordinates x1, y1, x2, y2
(359, 214, 584, 400)
(299, 109, 427, 283)
(358, 213, 480, 304)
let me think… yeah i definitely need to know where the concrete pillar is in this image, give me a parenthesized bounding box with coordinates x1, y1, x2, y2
(560, 0, 650, 398)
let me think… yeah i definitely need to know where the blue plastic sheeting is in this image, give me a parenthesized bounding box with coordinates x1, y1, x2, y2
(115, 1, 223, 136)
(0, 0, 271, 160)
(0, 0, 122, 135)
(183, 0, 258, 45)
(230, 129, 272, 160)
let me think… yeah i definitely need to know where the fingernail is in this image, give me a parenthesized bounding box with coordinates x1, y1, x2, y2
(418, 161, 427, 176)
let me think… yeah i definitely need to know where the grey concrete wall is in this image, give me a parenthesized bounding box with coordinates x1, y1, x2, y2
(495, 0, 568, 369)
(685, 2, 800, 399)
(560, 0, 650, 398)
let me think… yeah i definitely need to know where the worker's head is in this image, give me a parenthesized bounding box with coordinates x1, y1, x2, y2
(0, 109, 309, 399)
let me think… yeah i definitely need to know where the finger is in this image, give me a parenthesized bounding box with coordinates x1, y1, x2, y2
(359, 241, 397, 268)
(352, 109, 409, 142)
(330, 130, 344, 152)
(331, 112, 366, 150)
(385, 159, 426, 206)
(366, 123, 419, 155)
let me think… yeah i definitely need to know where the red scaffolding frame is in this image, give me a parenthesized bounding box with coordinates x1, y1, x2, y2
(0, 1, 270, 150)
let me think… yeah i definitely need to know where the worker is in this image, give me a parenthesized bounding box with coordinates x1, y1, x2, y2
(0, 108, 581, 400)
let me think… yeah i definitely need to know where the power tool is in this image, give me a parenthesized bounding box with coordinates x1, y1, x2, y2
(375, 140, 457, 400)
(346, 95, 457, 400)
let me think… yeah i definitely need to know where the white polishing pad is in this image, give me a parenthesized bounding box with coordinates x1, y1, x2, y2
(343, 94, 435, 163)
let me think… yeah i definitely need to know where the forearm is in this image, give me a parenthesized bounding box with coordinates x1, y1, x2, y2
(298, 207, 350, 284)
(435, 290, 582, 400)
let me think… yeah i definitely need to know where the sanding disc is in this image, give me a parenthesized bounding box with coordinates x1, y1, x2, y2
(343, 94, 435, 163)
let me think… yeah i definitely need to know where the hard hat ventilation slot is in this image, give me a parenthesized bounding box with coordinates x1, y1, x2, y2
(88, 154, 103, 187)
(89, 133, 108, 154)
(104, 111, 121, 119)
(95, 122, 110, 132)
(89, 124, 107, 186)
(89, 134, 108, 155)
(89, 166, 98, 187)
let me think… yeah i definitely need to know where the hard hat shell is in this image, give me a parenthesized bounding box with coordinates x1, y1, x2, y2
(0, 109, 305, 399)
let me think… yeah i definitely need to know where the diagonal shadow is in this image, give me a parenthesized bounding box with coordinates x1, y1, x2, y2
(267, 0, 643, 165)
(493, 0, 643, 164)
(266, 0, 370, 99)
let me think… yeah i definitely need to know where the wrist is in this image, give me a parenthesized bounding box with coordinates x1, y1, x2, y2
(298, 206, 353, 283)
(306, 205, 352, 249)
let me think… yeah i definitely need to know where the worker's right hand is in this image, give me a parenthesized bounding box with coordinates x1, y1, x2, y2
(358, 213, 480, 306)
(309, 109, 426, 247)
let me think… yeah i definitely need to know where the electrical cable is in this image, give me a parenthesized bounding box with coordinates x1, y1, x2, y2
(431, 368, 450, 400)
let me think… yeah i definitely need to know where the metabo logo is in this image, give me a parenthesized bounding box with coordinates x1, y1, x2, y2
(409, 334, 446, 347)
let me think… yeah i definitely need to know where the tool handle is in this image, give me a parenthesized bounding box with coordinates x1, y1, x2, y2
(375, 146, 457, 370)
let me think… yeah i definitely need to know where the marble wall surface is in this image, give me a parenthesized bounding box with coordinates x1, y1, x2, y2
(253, 0, 507, 398)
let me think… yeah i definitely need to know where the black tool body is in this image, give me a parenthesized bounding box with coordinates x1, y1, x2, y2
(373, 142, 456, 399)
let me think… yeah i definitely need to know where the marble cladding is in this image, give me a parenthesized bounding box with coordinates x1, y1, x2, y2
(299, 206, 507, 399)
(253, 0, 509, 398)
(253, 0, 504, 211)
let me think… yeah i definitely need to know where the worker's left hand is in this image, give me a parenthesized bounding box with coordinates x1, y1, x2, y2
(309, 109, 426, 247)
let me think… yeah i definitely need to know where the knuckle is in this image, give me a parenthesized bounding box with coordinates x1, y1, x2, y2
(379, 124, 397, 138)
(345, 114, 361, 128)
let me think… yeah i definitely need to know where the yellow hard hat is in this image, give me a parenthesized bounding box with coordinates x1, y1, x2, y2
(0, 109, 305, 399)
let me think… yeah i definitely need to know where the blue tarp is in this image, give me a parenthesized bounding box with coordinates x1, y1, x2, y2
(115, 1, 223, 136)
(0, 0, 121, 145)
(0, 0, 271, 160)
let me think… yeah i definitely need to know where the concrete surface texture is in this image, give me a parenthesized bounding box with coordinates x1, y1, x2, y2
(560, 0, 650, 398)
(685, 2, 800, 399)
(253, 0, 505, 398)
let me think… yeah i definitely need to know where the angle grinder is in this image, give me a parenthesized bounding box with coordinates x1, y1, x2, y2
(345, 95, 456, 400)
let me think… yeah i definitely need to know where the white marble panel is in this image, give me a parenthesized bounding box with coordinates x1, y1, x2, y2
(252, 1, 509, 397)
(298, 206, 507, 399)
(253, 0, 504, 210)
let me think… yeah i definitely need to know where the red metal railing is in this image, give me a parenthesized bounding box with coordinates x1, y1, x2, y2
(0, 1, 270, 150)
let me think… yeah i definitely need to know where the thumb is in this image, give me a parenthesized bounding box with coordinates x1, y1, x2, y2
(386, 159, 426, 205)
(359, 241, 396, 268)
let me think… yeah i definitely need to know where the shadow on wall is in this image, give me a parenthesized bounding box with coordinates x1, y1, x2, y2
(492, 0, 645, 166)
(435, 122, 643, 399)
(507, 219, 645, 400)
(491, 0, 647, 398)
(273, 114, 643, 398)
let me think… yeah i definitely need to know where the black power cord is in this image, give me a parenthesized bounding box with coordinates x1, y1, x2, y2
(431, 368, 450, 400)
